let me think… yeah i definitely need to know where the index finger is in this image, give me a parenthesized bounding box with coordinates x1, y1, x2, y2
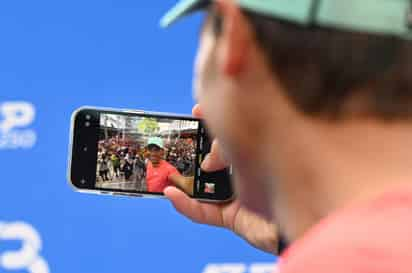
(164, 186, 224, 227)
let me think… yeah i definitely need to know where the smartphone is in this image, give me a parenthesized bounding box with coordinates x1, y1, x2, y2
(68, 106, 234, 202)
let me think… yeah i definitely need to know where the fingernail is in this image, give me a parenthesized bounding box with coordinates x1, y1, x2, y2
(201, 154, 211, 170)
(164, 186, 172, 195)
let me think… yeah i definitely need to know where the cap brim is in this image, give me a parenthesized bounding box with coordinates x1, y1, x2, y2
(160, 0, 209, 27)
(147, 144, 163, 149)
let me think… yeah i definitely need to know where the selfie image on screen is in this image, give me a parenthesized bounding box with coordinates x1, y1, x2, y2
(95, 113, 198, 195)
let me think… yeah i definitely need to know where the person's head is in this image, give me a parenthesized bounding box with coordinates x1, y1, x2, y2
(162, 0, 412, 240)
(146, 137, 165, 165)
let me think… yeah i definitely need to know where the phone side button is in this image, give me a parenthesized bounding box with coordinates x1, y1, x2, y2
(199, 137, 203, 151)
(128, 193, 143, 197)
(114, 192, 143, 198)
(125, 109, 145, 114)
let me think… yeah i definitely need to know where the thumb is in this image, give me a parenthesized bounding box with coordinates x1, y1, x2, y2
(202, 139, 229, 172)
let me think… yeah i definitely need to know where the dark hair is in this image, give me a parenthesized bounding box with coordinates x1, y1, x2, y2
(210, 10, 412, 120)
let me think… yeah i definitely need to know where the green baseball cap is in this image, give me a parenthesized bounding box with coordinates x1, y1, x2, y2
(147, 137, 165, 149)
(161, 0, 412, 40)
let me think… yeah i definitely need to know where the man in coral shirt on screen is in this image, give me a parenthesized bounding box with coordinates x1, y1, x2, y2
(159, 0, 412, 272)
(146, 137, 194, 195)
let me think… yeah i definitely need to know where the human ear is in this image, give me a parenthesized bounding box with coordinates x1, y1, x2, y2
(214, 0, 252, 76)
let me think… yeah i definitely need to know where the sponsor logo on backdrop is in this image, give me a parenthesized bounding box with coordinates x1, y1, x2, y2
(0, 101, 37, 150)
(0, 222, 50, 273)
(203, 263, 277, 273)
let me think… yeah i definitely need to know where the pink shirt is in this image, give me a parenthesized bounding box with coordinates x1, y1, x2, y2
(146, 160, 179, 193)
(279, 187, 412, 273)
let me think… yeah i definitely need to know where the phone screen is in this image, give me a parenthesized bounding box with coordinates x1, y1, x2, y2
(70, 108, 233, 201)
(96, 112, 198, 195)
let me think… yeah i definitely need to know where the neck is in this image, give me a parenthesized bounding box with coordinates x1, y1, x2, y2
(266, 116, 412, 240)
(152, 161, 161, 167)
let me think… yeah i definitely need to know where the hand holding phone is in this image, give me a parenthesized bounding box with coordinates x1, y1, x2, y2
(164, 104, 280, 254)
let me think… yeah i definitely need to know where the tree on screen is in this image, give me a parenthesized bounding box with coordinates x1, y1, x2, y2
(138, 118, 160, 135)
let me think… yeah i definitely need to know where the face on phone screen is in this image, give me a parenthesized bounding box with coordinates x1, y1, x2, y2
(96, 113, 198, 195)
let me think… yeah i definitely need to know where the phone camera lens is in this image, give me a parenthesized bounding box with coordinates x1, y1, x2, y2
(85, 121, 91, 127)
(85, 114, 91, 120)
(83, 146, 88, 152)
(80, 179, 86, 184)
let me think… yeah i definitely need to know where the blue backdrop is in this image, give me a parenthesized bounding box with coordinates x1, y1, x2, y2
(0, 1, 276, 272)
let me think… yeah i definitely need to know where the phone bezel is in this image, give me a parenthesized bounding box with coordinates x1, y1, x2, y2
(67, 106, 234, 202)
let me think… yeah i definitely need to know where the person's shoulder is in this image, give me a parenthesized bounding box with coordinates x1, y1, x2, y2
(279, 188, 412, 273)
(162, 160, 178, 171)
(160, 159, 172, 167)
